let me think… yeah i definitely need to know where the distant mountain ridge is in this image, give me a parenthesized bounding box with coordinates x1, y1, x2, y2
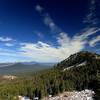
(0, 62, 55, 75)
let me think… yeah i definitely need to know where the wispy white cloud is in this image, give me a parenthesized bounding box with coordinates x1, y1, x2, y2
(0, 47, 34, 63)
(0, 36, 16, 47)
(0, 37, 13, 42)
(19, 42, 60, 62)
(89, 35, 100, 47)
(43, 14, 61, 33)
(36, 5, 61, 33)
(37, 32, 44, 38)
(83, 0, 98, 26)
(35, 5, 43, 13)
(0, 48, 20, 57)
(4, 43, 14, 47)
(18, 32, 87, 62)
(77, 27, 100, 39)
(34, 31, 44, 38)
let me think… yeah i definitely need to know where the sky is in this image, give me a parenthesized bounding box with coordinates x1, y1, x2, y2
(0, 0, 100, 63)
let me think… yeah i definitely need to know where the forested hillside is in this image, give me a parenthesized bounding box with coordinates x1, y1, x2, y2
(0, 51, 100, 100)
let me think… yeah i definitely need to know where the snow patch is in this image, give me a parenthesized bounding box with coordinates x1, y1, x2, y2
(63, 61, 86, 71)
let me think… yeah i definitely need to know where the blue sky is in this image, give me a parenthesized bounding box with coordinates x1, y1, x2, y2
(0, 0, 100, 63)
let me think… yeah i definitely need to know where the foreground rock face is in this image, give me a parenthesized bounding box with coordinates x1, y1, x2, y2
(43, 89, 94, 100)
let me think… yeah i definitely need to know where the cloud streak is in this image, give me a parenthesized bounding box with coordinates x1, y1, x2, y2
(83, 0, 98, 26)
(35, 5, 61, 34)
(35, 5, 43, 13)
(89, 35, 100, 47)
(4, 43, 14, 47)
(0, 37, 13, 42)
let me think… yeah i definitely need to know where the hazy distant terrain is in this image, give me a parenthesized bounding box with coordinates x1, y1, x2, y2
(0, 62, 54, 75)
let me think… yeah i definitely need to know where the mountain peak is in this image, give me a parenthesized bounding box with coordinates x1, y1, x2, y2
(56, 51, 100, 70)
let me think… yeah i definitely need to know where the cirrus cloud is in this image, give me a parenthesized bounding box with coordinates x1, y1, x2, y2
(0, 37, 13, 42)
(89, 35, 100, 47)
